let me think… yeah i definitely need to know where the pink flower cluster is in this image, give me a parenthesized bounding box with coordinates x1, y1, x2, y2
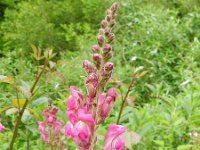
(37, 106, 63, 148)
(64, 86, 122, 150)
(64, 86, 95, 150)
(0, 122, 5, 133)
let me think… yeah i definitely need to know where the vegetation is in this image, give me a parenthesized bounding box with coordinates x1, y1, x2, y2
(0, 0, 200, 149)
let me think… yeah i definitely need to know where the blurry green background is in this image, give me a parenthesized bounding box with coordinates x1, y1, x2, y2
(0, 0, 200, 149)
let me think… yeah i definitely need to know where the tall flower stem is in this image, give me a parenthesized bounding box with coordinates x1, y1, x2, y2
(8, 61, 48, 150)
(116, 77, 135, 124)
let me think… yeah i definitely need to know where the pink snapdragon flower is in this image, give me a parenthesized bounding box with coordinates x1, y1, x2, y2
(97, 88, 117, 123)
(103, 124, 125, 150)
(0, 123, 5, 133)
(66, 86, 84, 124)
(38, 106, 63, 148)
(64, 107, 95, 150)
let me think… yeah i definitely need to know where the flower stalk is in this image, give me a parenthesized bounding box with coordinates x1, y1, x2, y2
(116, 77, 135, 124)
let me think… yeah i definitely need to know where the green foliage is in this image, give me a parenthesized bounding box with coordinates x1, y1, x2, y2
(0, 0, 200, 149)
(113, 0, 200, 103)
(0, 0, 112, 54)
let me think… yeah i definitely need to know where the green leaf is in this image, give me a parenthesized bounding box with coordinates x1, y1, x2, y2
(12, 99, 27, 108)
(22, 109, 31, 123)
(177, 144, 193, 150)
(153, 140, 165, 146)
(121, 131, 141, 149)
(17, 86, 32, 99)
(32, 97, 49, 106)
(6, 108, 18, 115)
(27, 108, 39, 119)
(0, 105, 13, 113)
(0, 75, 14, 84)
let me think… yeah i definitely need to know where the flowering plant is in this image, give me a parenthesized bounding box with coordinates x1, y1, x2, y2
(63, 2, 126, 150)
(37, 2, 128, 150)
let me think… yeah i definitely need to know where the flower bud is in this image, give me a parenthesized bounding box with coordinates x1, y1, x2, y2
(91, 44, 100, 53)
(104, 27, 111, 36)
(86, 73, 98, 99)
(106, 15, 112, 22)
(83, 60, 95, 74)
(106, 51, 113, 62)
(104, 62, 114, 72)
(99, 28, 105, 35)
(97, 35, 104, 47)
(107, 9, 112, 16)
(52, 107, 58, 115)
(101, 20, 108, 28)
(99, 63, 114, 89)
(110, 2, 118, 15)
(109, 20, 115, 28)
(93, 54, 101, 69)
(103, 44, 112, 53)
(107, 33, 115, 43)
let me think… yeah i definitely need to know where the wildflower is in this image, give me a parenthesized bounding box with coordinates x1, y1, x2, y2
(38, 106, 63, 148)
(0, 123, 5, 133)
(65, 107, 94, 150)
(97, 88, 117, 123)
(103, 124, 125, 150)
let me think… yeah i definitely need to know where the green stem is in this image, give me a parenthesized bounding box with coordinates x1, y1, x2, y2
(8, 61, 47, 150)
(116, 77, 135, 124)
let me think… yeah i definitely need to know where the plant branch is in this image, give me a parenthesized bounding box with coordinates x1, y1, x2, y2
(8, 61, 48, 150)
(116, 77, 135, 124)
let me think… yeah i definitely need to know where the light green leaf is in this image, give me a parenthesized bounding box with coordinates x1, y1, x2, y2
(22, 109, 31, 123)
(121, 131, 141, 149)
(32, 97, 49, 106)
(0, 75, 14, 84)
(6, 108, 18, 115)
(17, 86, 32, 99)
(0, 105, 13, 113)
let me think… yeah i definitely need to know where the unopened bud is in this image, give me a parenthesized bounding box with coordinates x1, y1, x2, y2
(97, 35, 104, 47)
(111, 2, 118, 14)
(107, 9, 112, 16)
(103, 44, 112, 53)
(103, 51, 112, 62)
(107, 33, 115, 43)
(109, 20, 115, 28)
(86, 73, 98, 99)
(104, 62, 114, 71)
(93, 54, 101, 61)
(104, 27, 111, 36)
(91, 45, 100, 53)
(93, 54, 101, 69)
(99, 28, 105, 35)
(101, 20, 108, 28)
(106, 15, 112, 22)
(52, 107, 58, 115)
(83, 60, 95, 74)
